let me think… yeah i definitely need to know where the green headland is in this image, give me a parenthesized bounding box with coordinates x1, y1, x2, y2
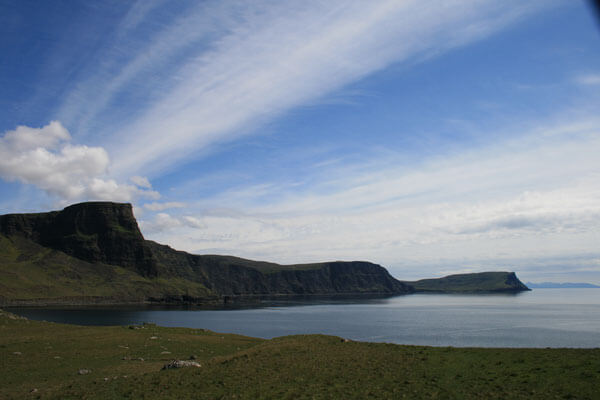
(0, 202, 528, 306)
(1, 202, 595, 399)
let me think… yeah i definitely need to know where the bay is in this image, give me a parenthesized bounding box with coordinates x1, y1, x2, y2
(9, 288, 600, 348)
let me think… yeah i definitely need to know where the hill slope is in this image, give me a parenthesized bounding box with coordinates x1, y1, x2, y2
(404, 272, 531, 293)
(2, 310, 598, 400)
(0, 202, 412, 304)
(0, 202, 529, 304)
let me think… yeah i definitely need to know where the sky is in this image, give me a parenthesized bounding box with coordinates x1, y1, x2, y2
(1, 0, 599, 283)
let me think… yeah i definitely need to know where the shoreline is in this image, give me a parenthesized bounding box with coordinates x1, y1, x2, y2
(2, 308, 599, 399)
(0, 288, 530, 308)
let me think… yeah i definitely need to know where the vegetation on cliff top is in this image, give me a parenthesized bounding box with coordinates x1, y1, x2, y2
(404, 272, 531, 293)
(0, 202, 528, 305)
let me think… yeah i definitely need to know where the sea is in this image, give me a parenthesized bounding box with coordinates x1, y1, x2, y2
(8, 288, 600, 348)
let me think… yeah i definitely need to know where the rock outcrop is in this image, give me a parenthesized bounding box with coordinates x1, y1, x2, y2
(403, 271, 530, 293)
(0, 202, 414, 302)
(1, 202, 529, 304)
(0, 202, 158, 277)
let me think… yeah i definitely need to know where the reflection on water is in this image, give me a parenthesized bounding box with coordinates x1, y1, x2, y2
(9, 289, 600, 348)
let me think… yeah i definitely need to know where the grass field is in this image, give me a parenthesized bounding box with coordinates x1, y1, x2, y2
(1, 309, 599, 399)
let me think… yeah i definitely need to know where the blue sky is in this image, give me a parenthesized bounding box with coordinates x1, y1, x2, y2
(1, 0, 599, 282)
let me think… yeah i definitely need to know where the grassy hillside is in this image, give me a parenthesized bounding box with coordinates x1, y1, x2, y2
(0, 235, 213, 305)
(0, 202, 413, 304)
(0, 233, 409, 305)
(405, 272, 530, 293)
(1, 309, 598, 399)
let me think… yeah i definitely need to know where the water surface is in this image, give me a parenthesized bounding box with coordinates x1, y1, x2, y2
(10, 288, 600, 348)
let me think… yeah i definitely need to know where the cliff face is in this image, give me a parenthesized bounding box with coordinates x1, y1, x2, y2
(147, 241, 412, 296)
(0, 202, 412, 301)
(404, 271, 530, 293)
(0, 202, 158, 277)
(1, 202, 529, 304)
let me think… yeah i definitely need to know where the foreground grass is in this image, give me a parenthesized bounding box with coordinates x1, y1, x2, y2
(1, 310, 599, 399)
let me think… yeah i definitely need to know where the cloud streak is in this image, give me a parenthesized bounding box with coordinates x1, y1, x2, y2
(575, 73, 600, 86)
(52, 0, 552, 178)
(144, 116, 600, 280)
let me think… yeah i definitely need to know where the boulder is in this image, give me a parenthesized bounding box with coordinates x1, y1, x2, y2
(162, 360, 201, 370)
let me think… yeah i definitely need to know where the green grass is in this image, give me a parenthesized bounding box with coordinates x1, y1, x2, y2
(1, 309, 598, 399)
(198, 254, 325, 274)
(0, 235, 212, 304)
(406, 272, 528, 292)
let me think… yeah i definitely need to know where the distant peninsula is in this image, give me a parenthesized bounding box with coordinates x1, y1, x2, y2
(526, 282, 600, 289)
(0, 202, 529, 306)
(404, 271, 531, 293)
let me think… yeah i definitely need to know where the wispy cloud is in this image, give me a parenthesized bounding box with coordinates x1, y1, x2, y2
(130, 176, 152, 189)
(52, 0, 552, 178)
(140, 212, 205, 234)
(575, 73, 600, 86)
(144, 201, 186, 211)
(144, 116, 600, 279)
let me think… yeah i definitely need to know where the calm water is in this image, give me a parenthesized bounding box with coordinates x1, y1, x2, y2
(9, 289, 600, 348)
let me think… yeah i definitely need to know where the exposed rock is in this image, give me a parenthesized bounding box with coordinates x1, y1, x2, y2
(78, 369, 91, 375)
(162, 360, 201, 370)
(0, 202, 158, 277)
(149, 241, 414, 296)
(403, 271, 530, 293)
(1, 201, 417, 304)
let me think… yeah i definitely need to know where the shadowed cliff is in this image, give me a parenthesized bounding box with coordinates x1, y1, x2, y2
(0, 202, 529, 305)
(0, 202, 158, 277)
(403, 271, 531, 293)
(0, 202, 413, 304)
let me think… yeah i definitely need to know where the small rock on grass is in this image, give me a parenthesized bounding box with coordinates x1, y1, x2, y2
(78, 369, 91, 375)
(162, 360, 201, 370)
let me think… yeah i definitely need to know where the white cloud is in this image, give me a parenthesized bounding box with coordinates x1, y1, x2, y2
(140, 212, 182, 233)
(144, 201, 186, 211)
(131, 176, 152, 189)
(142, 117, 600, 280)
(54, 0, 551, 178)
(575, 73, 600, 86)
(0, 122, 159, 203)
(182, 215, 205, 229)
(141, 212, 206, 233)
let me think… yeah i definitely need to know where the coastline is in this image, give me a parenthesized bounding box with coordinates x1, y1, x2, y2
(0, 287, 530, 308)
(2, 308, 598, 399)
